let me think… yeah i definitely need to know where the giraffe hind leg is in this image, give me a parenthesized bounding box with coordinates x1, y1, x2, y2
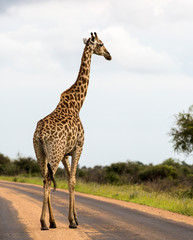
(33, 138, 49, 230)
(47, 163, 57, 228)
(48, 191, 57, 228)
(34, 138, 57, 230)
(40, 166, 57, 230)
(40, 179, 50, 230)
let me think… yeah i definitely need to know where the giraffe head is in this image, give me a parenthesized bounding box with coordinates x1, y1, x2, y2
(83, 32, 112, 60)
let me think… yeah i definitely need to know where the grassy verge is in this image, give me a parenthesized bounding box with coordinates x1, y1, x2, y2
(0, 175, 193, 217)
(75, 181, 193, 216)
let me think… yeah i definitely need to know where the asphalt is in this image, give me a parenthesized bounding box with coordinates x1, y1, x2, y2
(0, 196, 32, 240)
(0, 181, 193, 240)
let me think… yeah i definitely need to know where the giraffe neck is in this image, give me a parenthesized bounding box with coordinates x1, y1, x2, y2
(60, 43, 93, 113)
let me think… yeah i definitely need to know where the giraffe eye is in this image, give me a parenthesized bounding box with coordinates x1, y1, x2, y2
(99, 43, 103, 47)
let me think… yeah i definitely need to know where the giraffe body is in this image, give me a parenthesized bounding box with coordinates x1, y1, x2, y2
(33, 32, 111, 230)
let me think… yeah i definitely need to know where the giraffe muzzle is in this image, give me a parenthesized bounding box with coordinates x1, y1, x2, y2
(104, 50, 112, 60)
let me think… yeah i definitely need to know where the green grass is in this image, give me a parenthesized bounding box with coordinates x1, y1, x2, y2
(75, 181, 193, 216)
(1, 175, 193, 217)
(0, 175, 43, 185)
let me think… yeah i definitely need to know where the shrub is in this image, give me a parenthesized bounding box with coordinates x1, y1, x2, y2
(139, 165, 178, 181)
(14, 157, 40, 175)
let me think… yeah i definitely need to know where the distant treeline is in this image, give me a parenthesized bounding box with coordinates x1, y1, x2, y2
(0, 153, 193, 187)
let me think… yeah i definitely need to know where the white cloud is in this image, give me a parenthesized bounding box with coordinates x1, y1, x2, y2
(109, 0, 193, 27)
(163, 0, 193, 22)
(102, 27, 179, 73)
(0, 0, 186, 76)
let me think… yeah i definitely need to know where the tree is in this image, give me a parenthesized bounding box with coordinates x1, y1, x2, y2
(170, 105, 193, 155)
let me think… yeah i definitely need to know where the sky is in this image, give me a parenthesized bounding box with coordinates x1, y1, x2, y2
(0, 0, 193, 167)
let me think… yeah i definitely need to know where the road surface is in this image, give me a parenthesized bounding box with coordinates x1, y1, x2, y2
(0, 180, 193, 240)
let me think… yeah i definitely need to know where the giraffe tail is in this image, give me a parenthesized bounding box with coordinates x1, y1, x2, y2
(47, 163, 57, 191)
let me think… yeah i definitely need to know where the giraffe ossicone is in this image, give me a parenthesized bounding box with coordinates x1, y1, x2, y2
(33, 32, 111, 230)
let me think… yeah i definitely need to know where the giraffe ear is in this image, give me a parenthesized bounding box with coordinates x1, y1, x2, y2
(83, 38, 88, 44)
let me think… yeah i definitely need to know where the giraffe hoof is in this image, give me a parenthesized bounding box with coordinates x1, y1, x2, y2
(41, 226, 49, 230)
(40, 220, 49, 230)
(50, 222, 57, 228)
(69, 221, 77, 228)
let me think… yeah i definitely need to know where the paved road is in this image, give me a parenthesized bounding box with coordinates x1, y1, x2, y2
(0, 180, 193, 240)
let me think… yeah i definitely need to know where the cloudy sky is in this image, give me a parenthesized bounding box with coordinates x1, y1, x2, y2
(0, 0, 193, 167)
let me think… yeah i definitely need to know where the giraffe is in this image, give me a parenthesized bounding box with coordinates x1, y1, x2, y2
(33, 32, 111, 230)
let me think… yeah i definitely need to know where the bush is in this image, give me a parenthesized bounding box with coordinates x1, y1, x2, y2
(105, 171, 120, 184)
(0, 153, 11, 175)
(139, 165, 179, 181)
(14, 157, 40, 175)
